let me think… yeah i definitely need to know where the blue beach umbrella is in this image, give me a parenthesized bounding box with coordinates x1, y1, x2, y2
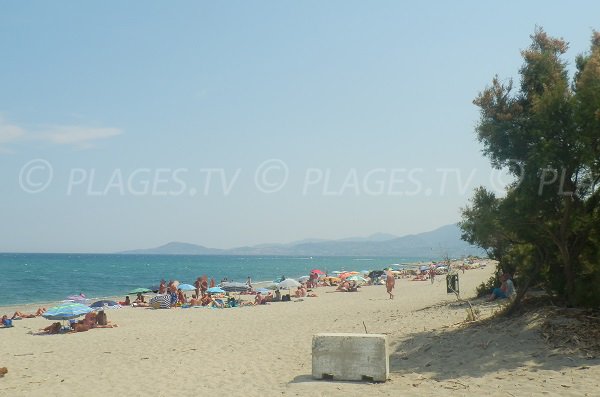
(89, 300, 120, 310)
(178, 284, 196, 292)
(207, 287, 225, 294)
(43, 303, 93, 320)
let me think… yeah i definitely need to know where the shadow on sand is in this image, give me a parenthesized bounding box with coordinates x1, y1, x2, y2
(389, 299, 599, 381)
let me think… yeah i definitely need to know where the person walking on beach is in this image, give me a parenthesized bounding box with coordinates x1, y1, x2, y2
(386, 270, 395, 299)
(429, 266, 436, 285)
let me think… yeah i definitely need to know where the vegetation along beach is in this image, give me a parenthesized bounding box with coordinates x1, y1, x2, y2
(1, 2, 600, 396)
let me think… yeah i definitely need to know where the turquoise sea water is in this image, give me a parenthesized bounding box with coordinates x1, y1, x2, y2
(0, 254, 431, 307)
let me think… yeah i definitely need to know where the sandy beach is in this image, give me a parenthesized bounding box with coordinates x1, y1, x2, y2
(1, 262, 598, 397)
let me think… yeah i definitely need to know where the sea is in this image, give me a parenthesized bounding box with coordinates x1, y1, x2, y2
(0, 253, 432, 307)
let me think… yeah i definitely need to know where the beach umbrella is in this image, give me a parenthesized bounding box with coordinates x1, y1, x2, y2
(339, 272, 359, 279)
(345, 275, 368, 283)
(298, 275, 310, 283)
(278, 278, 301, 289)
(310, 269, 325, 275)
(128, 287, 152, 295)
(207, 287, 225, 294)
(221, 282, 250, 292)
(89, 300, 120, 310)
(178, 284, 196, 292)
(149, 294, 171, 309)
(43, 303, 92, 320)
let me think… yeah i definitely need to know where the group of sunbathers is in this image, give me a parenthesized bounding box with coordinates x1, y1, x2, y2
(38, 310, 117, 334)
(294, 283, 318, 297)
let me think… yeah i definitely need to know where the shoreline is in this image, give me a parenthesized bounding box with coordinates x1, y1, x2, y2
(0, 259, 464, 310)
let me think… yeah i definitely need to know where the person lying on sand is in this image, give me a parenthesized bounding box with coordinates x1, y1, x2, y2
(11, 307, 46, 319)
(12, 311, 35, 319)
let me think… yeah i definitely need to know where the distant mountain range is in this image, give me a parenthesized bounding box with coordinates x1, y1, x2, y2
(119, 223, 484, 258)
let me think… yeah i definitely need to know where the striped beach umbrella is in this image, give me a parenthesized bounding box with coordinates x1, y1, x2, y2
(149, 294, 172, 309)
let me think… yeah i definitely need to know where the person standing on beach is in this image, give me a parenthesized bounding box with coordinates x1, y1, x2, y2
(386, 270, 395, 299)
(194, 277, 201, 298)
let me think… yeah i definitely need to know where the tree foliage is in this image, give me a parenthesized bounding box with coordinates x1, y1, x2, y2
(460, 28, 600, 308)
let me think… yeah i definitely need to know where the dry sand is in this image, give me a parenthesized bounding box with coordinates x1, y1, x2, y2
(1, 262, 599, 396)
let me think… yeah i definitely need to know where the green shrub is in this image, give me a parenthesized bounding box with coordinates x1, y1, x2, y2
(476, 274, 498, 298)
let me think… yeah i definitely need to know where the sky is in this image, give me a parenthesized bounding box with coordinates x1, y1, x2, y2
(1, 1, 599, 253)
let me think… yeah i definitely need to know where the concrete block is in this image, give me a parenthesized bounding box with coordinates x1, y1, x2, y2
(312, 333, 389, 382)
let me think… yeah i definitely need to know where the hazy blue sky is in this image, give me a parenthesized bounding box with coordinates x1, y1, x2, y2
(1, 1, 598, 252)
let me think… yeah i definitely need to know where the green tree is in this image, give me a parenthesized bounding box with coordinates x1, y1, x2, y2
(461, 28, 600, 308)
